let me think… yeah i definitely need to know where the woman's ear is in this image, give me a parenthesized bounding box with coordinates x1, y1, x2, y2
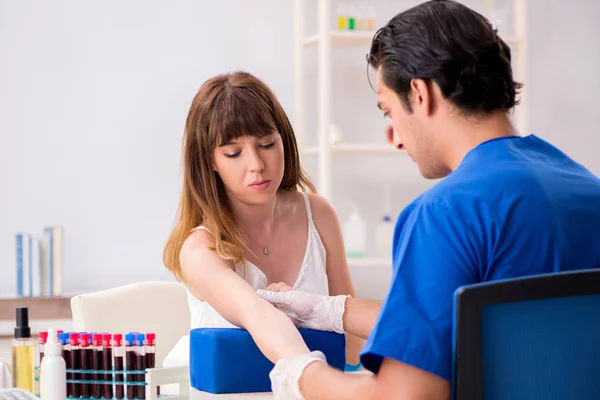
(212, 155, 218, 172)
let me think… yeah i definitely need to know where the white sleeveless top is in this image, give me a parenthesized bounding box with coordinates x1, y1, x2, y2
(163, 192, 329, 366)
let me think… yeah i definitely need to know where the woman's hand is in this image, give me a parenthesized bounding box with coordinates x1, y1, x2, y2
(265, 282, 294, 292)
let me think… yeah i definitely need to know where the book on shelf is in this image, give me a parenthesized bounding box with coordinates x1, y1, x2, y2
(15, 226, 63, 298)
(44, 226, 63, 297)
(15, 233, 30, 297)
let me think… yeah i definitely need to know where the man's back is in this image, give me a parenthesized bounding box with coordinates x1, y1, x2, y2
(360, 134, 600, 380)
(429, 134, 600, 280)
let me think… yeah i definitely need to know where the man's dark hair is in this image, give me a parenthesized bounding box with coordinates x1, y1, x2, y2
(368, 0, 522, 115)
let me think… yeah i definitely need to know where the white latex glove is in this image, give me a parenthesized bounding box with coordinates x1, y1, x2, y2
(257, 289, 348, 334)
(270, 351, 326, 400)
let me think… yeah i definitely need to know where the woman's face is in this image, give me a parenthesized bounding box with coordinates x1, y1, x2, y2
(213, 132, 285, 205)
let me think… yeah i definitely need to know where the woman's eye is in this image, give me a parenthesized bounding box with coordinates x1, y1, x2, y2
(384, 114, 392, 124)
(224, 152, 241, 158)
(260, 141, 275, 149)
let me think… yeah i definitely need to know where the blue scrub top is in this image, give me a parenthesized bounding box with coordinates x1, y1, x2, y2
(360, 134, 600, 381)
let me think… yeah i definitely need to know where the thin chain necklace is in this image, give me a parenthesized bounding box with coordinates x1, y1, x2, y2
(243, 231, 271, 256)
(240, 194, 279, 256)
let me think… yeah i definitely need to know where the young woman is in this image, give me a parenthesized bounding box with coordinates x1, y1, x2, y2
(162, 71, 361, 367)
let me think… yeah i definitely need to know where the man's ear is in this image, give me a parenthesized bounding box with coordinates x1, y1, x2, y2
(410, 78, 434, 116)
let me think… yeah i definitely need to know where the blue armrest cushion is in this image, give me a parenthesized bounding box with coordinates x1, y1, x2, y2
(190, 328, 346, 394)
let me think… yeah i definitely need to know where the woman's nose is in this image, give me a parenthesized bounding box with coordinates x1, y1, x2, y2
(247, 148, 265, 172)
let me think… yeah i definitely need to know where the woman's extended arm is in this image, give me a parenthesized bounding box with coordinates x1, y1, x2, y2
(180, 230, 309, 362)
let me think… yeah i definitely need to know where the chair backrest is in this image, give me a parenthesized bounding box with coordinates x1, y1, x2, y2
(71, 281, 191, 366)
(452, 269, 600, 400)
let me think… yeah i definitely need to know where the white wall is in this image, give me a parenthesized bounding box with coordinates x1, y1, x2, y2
(0, 0, 294, 295)
(527, 0, 600, 168)
(1, 0, 599, 298)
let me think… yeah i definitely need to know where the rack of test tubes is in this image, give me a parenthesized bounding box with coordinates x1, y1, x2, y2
(36, 331, 189, 400)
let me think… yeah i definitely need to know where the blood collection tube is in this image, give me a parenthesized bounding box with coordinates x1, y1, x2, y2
(70, 332, 81, 398)
(60, 333, 72, 397)
(102, 334, 113, 399)
(38, 331, 48, 364)
(145, 333, 158, 396)
(92, 334, 103, 399)
(135, 333, 146, 400)
(113, 334, 125, 400)
(80, 333, 92, 398)
(125, 333, 136, 400)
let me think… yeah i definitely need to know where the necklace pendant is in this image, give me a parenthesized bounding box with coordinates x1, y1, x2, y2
(263, 247, 269, 256)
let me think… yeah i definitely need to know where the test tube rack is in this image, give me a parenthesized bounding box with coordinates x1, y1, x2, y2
(34, 365, 189, 400)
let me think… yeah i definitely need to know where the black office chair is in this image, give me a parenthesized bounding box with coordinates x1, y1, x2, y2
(452, 269, 600, 400)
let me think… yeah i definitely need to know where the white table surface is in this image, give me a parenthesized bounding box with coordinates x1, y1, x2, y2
(188, 370, 371, 399)
(191, 389, 272, 399)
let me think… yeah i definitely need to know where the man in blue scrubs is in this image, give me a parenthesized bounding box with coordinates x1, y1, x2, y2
(258, 0, 600, 399)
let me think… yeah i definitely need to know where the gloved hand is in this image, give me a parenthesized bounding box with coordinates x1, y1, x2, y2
(270, 351, 326, 400)
(257, 289, 349, 334)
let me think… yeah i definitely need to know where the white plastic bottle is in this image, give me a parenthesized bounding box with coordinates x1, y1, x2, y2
(374, 215, 395, 258)
(40, 328, 66, 400)
(343, 209, 366, 258)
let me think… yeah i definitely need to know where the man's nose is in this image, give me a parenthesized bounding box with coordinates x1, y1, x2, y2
(387, 125, 404, 150)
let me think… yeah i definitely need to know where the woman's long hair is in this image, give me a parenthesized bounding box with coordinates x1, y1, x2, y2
(163, 71, 315, 281)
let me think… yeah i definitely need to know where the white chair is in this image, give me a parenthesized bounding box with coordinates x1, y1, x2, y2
(70, 281, 191, 366)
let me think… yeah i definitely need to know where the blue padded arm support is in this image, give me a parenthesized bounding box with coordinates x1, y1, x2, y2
(190, 328, 346, 394)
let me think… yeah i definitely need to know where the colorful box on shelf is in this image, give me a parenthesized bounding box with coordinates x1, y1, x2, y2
(190, 328, 346, 394)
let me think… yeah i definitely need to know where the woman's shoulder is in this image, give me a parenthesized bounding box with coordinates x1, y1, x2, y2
(297, 192, 344, 265)
(186, 225, 211, 243)
(304, 192, 338, 224)
(279, 191, 340, 240)
(179, 226, 238, 279)
(280, 190, 335, 219)
(180, 227, 213, 262)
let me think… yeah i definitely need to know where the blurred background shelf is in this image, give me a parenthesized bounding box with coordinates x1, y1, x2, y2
(293, 0, 527, 200)
(303, 30, 376, 47)
(347, 257, 392, 268)
(0, 296, 71, 320)
(302, 143, 400, 156)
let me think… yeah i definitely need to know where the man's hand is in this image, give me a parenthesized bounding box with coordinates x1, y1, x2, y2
(269, 351, 326, 400)
(257, 288, 349, 334)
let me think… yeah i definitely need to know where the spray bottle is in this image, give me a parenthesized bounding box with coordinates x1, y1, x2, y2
(11, 307, 34, 392)
(40, 328, 67, 400)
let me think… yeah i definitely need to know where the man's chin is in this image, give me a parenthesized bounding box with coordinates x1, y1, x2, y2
(418, 164, 451, 180)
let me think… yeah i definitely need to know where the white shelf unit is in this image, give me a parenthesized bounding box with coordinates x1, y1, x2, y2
(347, 257, 391, 268)
(302, 143, 400, 156)
(293, 0, 527, 200)
(303, 30, 376, 47)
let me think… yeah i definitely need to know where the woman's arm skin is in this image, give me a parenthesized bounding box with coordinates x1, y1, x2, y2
(180, 230, 310, 362)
